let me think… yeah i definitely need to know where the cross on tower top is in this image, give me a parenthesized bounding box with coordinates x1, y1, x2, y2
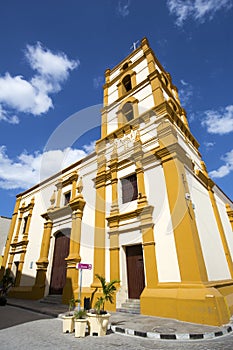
(130, 40, 139, 51)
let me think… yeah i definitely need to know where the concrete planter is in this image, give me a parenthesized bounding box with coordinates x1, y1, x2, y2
(62, 315, 74, 333)
(74, 319, 87, 338)
(87, 312, 111, 336)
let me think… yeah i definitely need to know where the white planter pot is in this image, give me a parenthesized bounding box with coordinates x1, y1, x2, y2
(87, 312, 111, 336)
(74, 319, 87, 338)
(62, 315, 74, 333)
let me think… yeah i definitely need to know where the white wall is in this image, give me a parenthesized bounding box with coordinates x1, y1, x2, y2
(144, 164, 181, 282)
(186, 171, 231, 281)
(214, 190, 233, 260)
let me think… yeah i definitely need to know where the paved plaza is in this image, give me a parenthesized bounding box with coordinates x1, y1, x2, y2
(1, 304, 233, 349)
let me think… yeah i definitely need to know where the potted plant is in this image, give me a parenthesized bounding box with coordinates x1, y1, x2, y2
(62, 298, 79, 333)
(0, 268, 15, 306)
(87, 274, 119, 336)
(74, 309, 87, 338)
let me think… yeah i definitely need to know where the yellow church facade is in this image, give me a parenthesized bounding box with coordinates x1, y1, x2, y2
(1, 38, 233, 326)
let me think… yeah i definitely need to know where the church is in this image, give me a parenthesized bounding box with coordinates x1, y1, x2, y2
(1, 37, 233, 326)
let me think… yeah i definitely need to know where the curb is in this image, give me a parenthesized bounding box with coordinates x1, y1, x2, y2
(6, 301, 233, 341)
(7, 301, 62, 318)
(111, 324, 233, 341)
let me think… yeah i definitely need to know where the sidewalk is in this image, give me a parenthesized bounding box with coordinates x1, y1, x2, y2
(7, 297, 233, 340)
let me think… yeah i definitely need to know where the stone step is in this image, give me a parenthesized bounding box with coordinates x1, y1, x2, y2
(117, 299, 141, 315)
(40, 294, 63, 305)
(121, 302, 140, 309)
(124, 298, 140, 304)
(116, 307, 140, 314)
(122, 299, 140, 305)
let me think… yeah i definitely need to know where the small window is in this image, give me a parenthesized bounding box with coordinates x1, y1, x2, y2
(122, 62, 129, 70)
(22, 216, 28, 234)
(121, 174, 138, 204)
(14, 261, 19, 276)
(122, 75, 132, 92)
(122, 103, 134, 122)
(64, 191, 71, 205)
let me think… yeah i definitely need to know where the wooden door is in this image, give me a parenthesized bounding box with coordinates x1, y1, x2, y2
(126, 245, 145, 299)
(49, 232, 70, 295)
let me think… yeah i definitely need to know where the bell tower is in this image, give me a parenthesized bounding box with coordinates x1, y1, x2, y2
(101, 37, 190, 140)
(92, 37, 233, 326)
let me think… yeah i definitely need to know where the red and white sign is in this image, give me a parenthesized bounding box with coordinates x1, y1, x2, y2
(76, 263, 92, 270)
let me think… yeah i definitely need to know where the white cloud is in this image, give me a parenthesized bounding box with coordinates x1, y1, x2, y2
(203, 141, 215, 149)
(25, 42, 79, 84)
(201, 105, 233, 135)
(82, 141, 96, 153)
(178, 79, 193, 107)
(116, 0, 131, 17)
(209, 149, 233, 178)
(0, 73, 52, 115)
(93, 76, 104, 89)
(0, 142, 95, 190)
(0, 105, 19, 124)
(167, 0, 232, 26)
(0, 42, 79, 123)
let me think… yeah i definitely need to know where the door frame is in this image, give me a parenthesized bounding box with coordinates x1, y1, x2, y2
(125, 244, 145, 299)
(49, 230, 70, 295)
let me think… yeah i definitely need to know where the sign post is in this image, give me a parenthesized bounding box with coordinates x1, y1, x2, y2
(76, 263, 92, 311)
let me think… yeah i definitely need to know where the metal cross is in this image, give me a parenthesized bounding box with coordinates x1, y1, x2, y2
(130, 40, 139, 51)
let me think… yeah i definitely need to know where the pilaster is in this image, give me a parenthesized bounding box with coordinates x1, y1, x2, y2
(32, 214, 53, 299)
(196, 162, 233, 278)
(91, 152, 106, 288)
(156, 120, 208, 283)
(0, 196, 21, 279)
(55, 179, 62, 208)
(226, 204, 233, 230)
(15, 197, 35, 286)
(63, 179, 86, 302)
(109, 145, 120, 283)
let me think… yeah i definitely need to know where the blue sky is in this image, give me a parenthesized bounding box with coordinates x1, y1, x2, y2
(0, 0, 233, 217)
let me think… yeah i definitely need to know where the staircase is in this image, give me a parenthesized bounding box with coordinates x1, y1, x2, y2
(40, 294, 63, 305)
(117, 299, 140, 314)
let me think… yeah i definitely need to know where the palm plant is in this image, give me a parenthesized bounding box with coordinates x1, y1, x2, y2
(94, 274, 120, 314)
(0, 268, 15, 306)
(74, 309, 86, 319)
(67, 298, 80, 315)
(0, 268, 14, 297)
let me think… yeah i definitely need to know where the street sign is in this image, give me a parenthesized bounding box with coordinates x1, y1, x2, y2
(76, 262, 92, 311)
(76, 263, 92, 270)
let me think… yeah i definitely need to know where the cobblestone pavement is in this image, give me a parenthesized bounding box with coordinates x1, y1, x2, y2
(1, 306, 233, 350)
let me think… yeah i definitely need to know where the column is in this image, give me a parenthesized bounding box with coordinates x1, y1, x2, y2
(109, 145, 120, 283)
(141, 37, 165, 107)
(157, 120, 208, 283)
(15, 198, 35, 286)
(136, 160, 148, 208)
(63, 187, 86, 302)
(8, 203, 25, 271)
(226, 204, 233, 230)
(91, 153, 106, 288)
(101, 68, 110, 138)
(134, 133, 158, 288)
(140, 208, 158, 288)
(201, 162, 233, 278)
(0, 197, 21, 279)
(55, 179, 62, 208)
(13, 203, 25, 243)
(71, 172, 78, 200)
(32, 215, 53, 299)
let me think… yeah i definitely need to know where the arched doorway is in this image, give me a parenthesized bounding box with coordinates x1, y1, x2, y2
(49, 231, 70, 295)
